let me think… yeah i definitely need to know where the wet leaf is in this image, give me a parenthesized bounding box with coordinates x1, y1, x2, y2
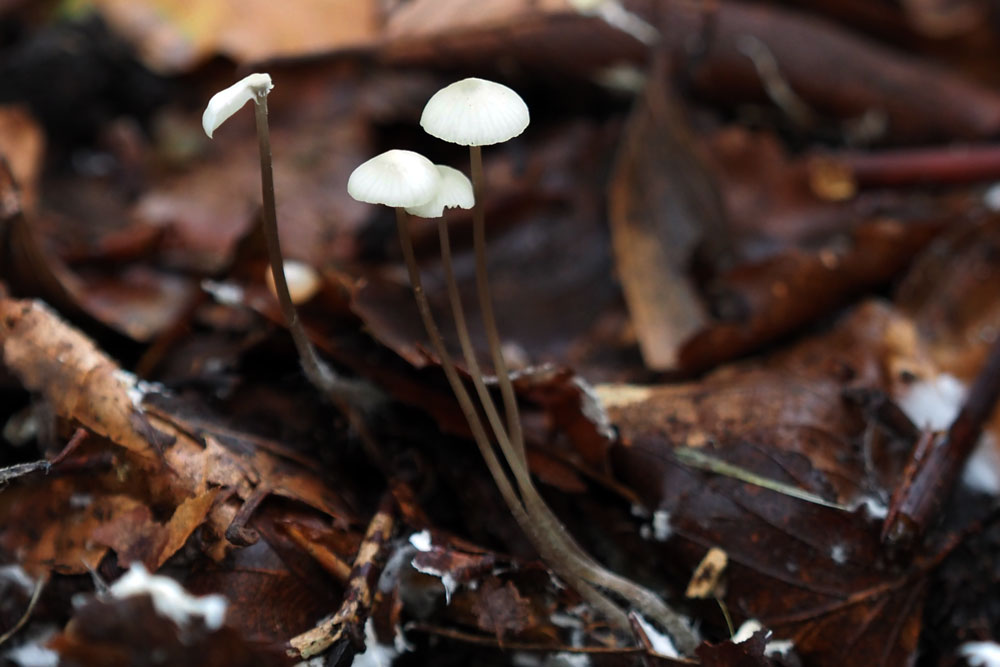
(605, 302, 931, 665)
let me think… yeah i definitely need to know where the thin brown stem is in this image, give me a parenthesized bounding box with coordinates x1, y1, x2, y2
(439, 214, 597, 562)
(470, 145, 526, 467)
(397, 208, 630, 632)
(395, 208, 526, 519)
(439, 216, 602, 572)
(437, 217, 523, 489)
(254, 96, 362, 404)
(463, 149, 697, 650)
(465, 149, 697, 652)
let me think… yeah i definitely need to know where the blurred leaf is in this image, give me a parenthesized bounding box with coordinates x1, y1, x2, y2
(607, 55, 725, 371)
(76, 0, 380, 73)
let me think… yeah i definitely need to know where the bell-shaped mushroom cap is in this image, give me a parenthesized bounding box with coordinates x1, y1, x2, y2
(202, 73, 273, 138)
(405, 165, 475, 218)
(420, 78, 530, 146)
(347, 149, 441, 208)
(265, 260, 321, 305)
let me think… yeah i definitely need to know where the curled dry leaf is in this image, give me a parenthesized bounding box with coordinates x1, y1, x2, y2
(0, 297, 355, 579)
(0, 298, 163, 461)
(607, 55, 724, 371)
(91, 489, 220, 571)
(610, 116, 958, 373)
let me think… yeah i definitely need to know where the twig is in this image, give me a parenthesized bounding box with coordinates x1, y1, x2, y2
(882, 335, 1000, 546)
(818, 144, 1000, 188)
(225, 484, 270, 547)
(288, 493, 397, 659)
(0, 574, 46, 647)
(406, 622, 697, 661)
(0, 460, 49, 486)
(281, 523, 353, 583)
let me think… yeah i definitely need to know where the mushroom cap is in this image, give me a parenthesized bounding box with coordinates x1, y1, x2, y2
(405, 165, 475, 218)
(420, 78, 530, 146)
(265, 260, 321, 305)
(202, 73, 273, 138)
(347, 150, 441, 208)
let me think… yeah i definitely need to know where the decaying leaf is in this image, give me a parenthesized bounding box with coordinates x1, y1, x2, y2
(383, 0, 647, 76)
(0, 298, 165, 461)
(5, 2, 1000, 664)
(77, 0, 380, 73)
(602, 301, 938, 665)
(0, 298, 356, 582)
(473, 578, 537, 641)
(607, 55, 722, 371)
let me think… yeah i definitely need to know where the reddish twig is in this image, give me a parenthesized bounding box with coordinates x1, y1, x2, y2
(288, 493, 397, 660)
(882, 335, 1000, 546)
(818, 144, 1000, 188)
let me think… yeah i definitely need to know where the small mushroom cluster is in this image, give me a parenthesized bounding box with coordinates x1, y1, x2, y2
(348, 79, 697, 650)
(201, 72, 695, 651)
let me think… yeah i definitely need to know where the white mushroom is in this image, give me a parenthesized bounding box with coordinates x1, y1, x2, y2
(201, 72, 344, 397)
(405, 165, 475, 219)
(201, 73, 273, 138)
(420, 78, 529, 147)
(417, 78, 531, 473)
(347, 149, 441, 209)
(265, 260, 320, 305)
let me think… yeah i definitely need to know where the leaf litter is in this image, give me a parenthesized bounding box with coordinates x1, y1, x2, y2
(3, 1, 1000, 665)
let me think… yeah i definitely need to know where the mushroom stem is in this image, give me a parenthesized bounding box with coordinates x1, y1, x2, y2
(438, 217, 597, 559)
(436, 217, 524, 487)
(469, 145, 526, 467)
(252, 95, 342, 398)
(395, 208, 517, 500)
(399, 208, 631, 632)
(463, 149, 698, 652)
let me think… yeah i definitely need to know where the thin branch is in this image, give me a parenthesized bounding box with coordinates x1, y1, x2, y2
(0, 574, 46, 647)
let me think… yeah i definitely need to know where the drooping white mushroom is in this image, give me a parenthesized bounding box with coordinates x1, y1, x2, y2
(405, 165, 475, 218)
(201, 72, 347, 398)
(347, 149, 441, 208)
(202, 73, 273, 138)
(420, 78, 530, 147)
